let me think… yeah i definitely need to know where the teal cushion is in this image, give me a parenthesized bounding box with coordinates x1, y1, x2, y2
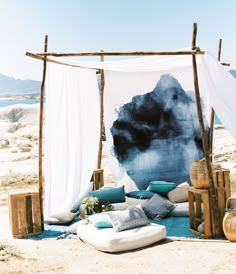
(147, 181, 177, 196)
(88, 186, 126, 203)
(126, 190, 155, 199)
(88, 213, 113, 228)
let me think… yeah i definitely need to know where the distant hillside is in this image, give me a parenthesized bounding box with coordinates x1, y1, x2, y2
(0, 73, 41, 96)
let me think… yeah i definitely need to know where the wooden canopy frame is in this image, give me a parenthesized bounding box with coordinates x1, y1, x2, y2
(26, 22, 222, 237)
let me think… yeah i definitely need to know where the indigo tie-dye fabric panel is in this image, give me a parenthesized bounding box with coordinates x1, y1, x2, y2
(110, 74, 208, 190)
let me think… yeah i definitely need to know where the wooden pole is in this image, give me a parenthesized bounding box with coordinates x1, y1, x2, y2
(38, 35, 48, 231)
(209, 39, 222, 159)
(191, 23, 220, 237)
(97, 50, 105, 169)
(26, 49, 205, 59)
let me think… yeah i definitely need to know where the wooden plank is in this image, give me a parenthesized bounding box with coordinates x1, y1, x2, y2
(188, 191, 195, 230)
(9, 195, 20, 236)
(217, 171, 224, 188)
(195, 193, 202, 220)
(31, 193, 42, 233)
(202, 191, 212, 238)
(18, 195, 27, 235)
(25, 195, 34, 234)
(217, 187, 225, 234)
(224, 170, 231, 199)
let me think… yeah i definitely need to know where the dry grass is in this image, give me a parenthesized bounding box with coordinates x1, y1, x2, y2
(0, 241, 22, 262)
(0, 173, 38, 186)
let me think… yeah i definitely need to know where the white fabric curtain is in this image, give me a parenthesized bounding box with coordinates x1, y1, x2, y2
(198, 52, 236, 138)
(45, 63, 100, 216)
(48, 52, 236, 139)
(44, 51, 236, 211)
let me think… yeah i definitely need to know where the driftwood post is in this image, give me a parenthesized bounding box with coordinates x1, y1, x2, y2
(209, 39, 222, 158)
(38, 35, 48, 231)
(97, 50, 105, 169)
(191, 23, 220, 237)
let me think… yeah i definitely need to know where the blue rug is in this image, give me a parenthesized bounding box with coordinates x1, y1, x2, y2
(24, 216, 199, 240)
(151, 217, 199, 238)
(23, 217, 80, 240)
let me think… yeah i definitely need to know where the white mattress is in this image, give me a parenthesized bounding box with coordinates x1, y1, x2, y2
(77, 222, 166, 253)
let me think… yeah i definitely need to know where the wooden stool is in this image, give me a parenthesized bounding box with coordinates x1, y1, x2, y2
(188, 187, 212, 238)
(8, 192, 42, 238)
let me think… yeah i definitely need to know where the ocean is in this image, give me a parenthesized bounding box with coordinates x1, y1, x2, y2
(0, 98, 40, 108)
(214, 115, 222, 125)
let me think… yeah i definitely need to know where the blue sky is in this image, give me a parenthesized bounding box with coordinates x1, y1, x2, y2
(1, 0, 236, 80)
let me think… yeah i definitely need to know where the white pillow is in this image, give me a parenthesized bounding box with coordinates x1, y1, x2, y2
(65, 219, 88, 234)
(44, 212, 77, 225)
(125, 197, 147, 208)
(77, 223, 166, 253)
(167, 182, 189, 203)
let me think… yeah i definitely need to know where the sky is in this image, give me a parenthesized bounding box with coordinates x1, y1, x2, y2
(1, 0, 236, 81)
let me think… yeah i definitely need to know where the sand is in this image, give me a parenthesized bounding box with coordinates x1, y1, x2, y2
(0, 104, 236, 274)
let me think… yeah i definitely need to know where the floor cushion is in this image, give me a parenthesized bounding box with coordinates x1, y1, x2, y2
(168, 202, 189, 217)
(44, 212, 77, 225)
(167, 182, 189, 203)
(77, 223, 166, 253)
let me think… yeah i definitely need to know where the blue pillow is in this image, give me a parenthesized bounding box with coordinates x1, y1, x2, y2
(126, 190, 155, 199)
(88, 185, 126, 203)
(88, 213, 113, 228)
(147, 181, 176, 196)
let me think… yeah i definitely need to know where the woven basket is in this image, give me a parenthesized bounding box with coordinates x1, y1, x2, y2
(190, 159, 214, 189)
(223, 197, 236, 241)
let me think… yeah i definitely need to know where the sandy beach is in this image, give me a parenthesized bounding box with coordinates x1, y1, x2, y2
(0, 104, 236, 274)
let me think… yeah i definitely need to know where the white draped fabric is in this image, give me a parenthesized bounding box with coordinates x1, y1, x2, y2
(198, 52, 236, 138)
(48, 52, 236, 138)
(45, 63, 100, 216)
(44, 51, 236, 213)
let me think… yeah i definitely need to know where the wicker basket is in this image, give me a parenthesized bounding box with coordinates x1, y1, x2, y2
(190, 159, 213, 189)
(223, 197, 236, 241)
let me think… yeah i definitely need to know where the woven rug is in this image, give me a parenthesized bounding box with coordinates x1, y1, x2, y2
(24, 216, 199, 240)
(151, 217, 199, 239)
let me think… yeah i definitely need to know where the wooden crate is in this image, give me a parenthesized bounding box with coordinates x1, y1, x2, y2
(8, 192, 42, 238)
(91, 169, 104, 190)
(188, 187, 212, 238)
(188, 168, 231, 238)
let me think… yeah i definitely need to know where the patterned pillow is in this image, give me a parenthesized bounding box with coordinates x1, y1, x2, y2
(142, 194, 175, 221)
(108, 205, 150, 232)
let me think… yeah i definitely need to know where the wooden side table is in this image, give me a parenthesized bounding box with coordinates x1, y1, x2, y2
(188, 187, 212, 238)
